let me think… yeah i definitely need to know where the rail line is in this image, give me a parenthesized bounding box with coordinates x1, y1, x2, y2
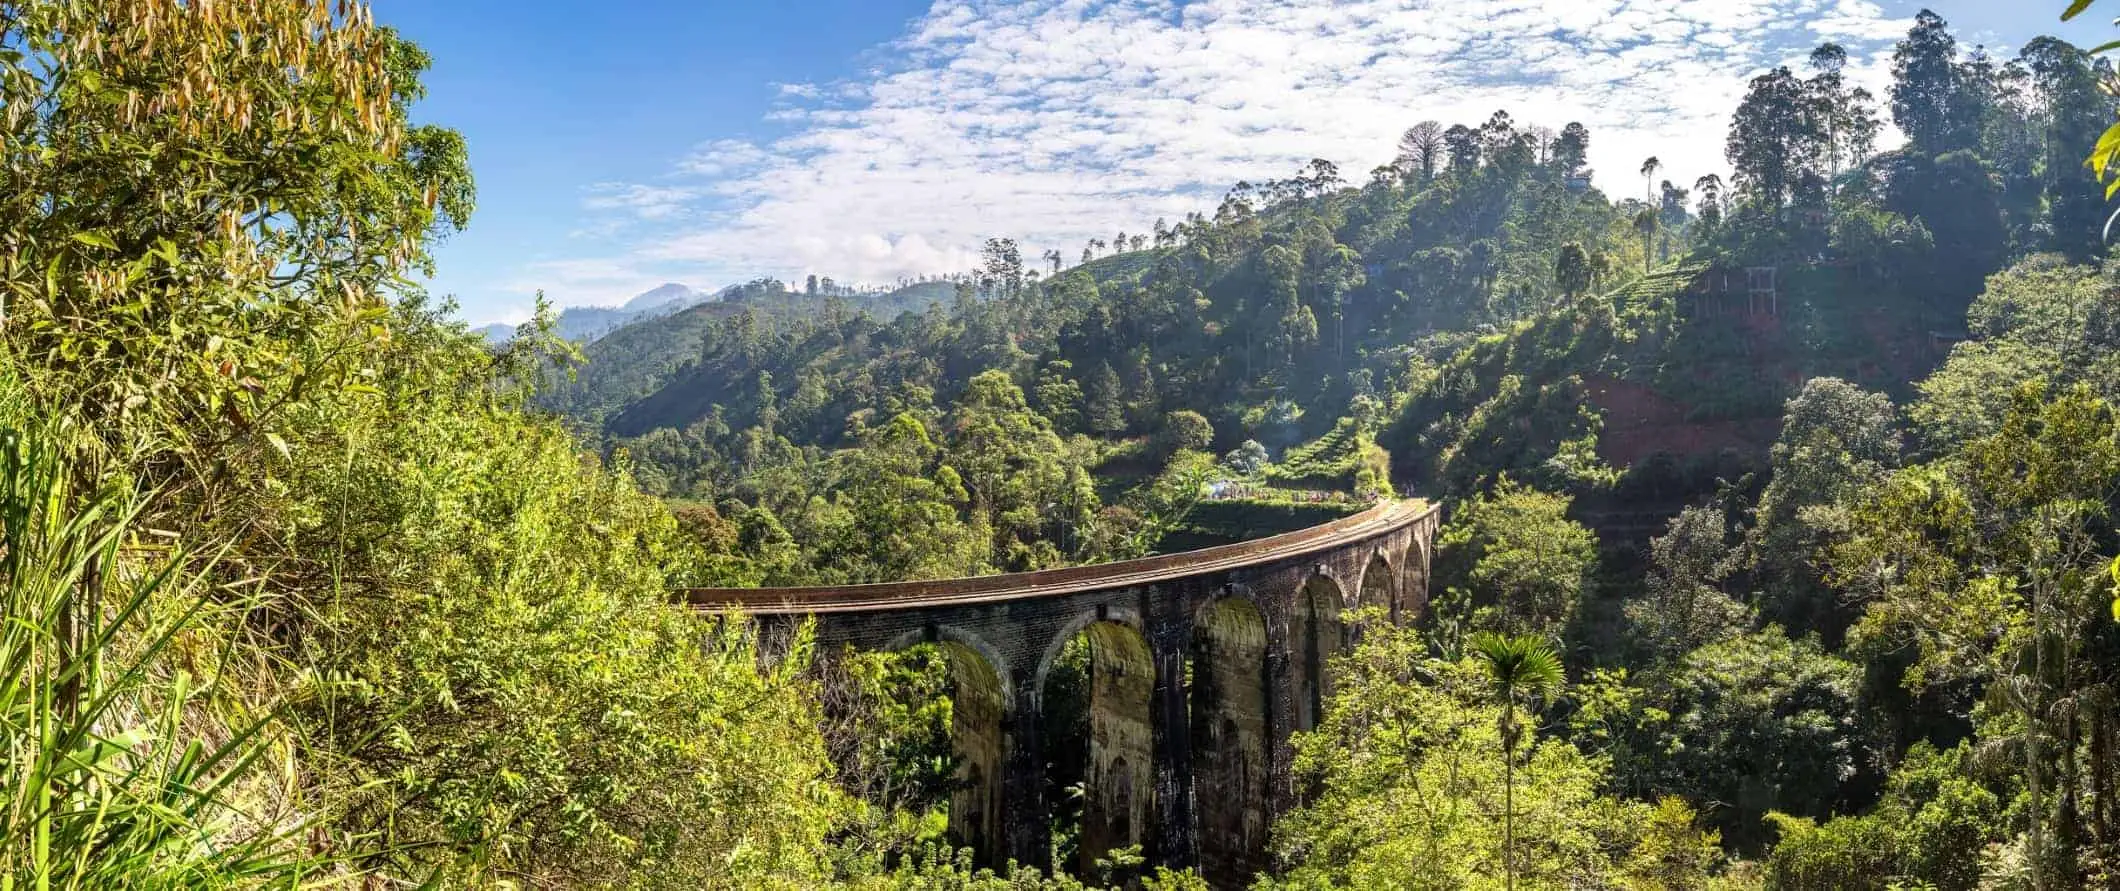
(683, 497, 1435, 614)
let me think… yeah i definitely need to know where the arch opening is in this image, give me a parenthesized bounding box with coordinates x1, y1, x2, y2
(938, 641, 1007, 864)
(1190, 597, 1270, 884)
(1358, 550, 1396, 626)
(1400, 538, 1431, 625)
(1039, 619, 1156, 876)
(1289, 574, 1345, 735)
(873, 630, 1010, 867)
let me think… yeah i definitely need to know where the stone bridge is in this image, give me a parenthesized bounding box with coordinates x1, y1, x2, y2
(687, 498, 1441, 887)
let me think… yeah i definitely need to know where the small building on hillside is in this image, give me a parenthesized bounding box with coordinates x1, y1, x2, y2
(1680, 265, 1778, 320)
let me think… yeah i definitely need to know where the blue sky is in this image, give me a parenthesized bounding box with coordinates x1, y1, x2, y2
(372, 1, 2120, 326)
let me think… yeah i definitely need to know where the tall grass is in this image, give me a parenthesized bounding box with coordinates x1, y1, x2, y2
(0, 422, 323, 889)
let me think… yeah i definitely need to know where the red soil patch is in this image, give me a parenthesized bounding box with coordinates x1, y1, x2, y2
(1582, 375, 1780, 468)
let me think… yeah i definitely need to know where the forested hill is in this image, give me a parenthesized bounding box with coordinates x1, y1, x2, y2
(557, 18, 2118, 563)
(535, 277, 960, 424)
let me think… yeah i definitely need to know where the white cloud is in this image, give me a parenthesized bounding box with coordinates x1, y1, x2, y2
(554, 0, 1915, 292)
(497, 257, 678, 310)
(581, 182, 701, 220)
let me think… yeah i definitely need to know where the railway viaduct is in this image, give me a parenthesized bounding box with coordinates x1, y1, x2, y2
(688, 498, 1441, 887)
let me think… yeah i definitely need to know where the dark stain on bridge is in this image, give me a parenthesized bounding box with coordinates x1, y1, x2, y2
(687, 498, 1441, 887)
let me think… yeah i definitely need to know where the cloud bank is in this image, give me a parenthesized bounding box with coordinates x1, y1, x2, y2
(540, 0, 1911, 306)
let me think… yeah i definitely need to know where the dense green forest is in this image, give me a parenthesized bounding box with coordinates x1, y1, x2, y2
(13, 0, 2120, 888)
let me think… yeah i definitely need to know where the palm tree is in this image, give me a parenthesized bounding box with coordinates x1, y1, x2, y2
(1640, 156, 1661, 204)
(1469, 631, 1564, 891)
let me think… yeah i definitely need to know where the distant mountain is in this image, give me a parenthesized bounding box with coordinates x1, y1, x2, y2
(622, 282, 702, 314)
(476, 283, 710, 345)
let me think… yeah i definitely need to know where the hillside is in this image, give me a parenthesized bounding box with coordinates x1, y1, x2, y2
(538, 277, 971, 425)
(1388, 254, 1954, 526)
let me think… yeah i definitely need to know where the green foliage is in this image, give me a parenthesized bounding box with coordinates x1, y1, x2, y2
(0, 0, 471, 493)
(1761, 743, 2002, 891)
(0, 415, 322, 888)
(0, 4, 856, 886)
(1628, 506, 1749, 664)
(1653, 629, 1873, 851)
(1265, 623, 1722, 890)
(1833, 382, 2120, 886)
(1434, 479, 1597, 638)
(1745, 378, 1900, 644)
(266, 302, 849, 886)
(1911, 256, 2120, 447)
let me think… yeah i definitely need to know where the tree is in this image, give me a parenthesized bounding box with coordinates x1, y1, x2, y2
(826, 411, 989, 581)
(806, 274, 819, 295)
(1445, 124, 1482, 173)
(980, 237, 1024, 300)
(1552, 122, 1590, 176)
(1747, 378, 1900, 645)
(1629, 506, 1748, 664)
(1554, 243, 1593, 298)
(1270, 623, 1721, 889)
(2022, 36, 2114, 259)
(1435, 479, 1597, 638)
(1694, 174, 1725, 229)
(1469, 631, 1566, 891)
(1885, 149, 2008, 304)
(1729, 66, 1824, 214)
(1890, 10, 1980, 157)
(1084, 361, 1127, 435)
(1834, 383, 2120, 887)
(1640, 156, 1662, 204)
(944, 370, 1080, 570)
(1632, 209, 1659, 271)
(1809, 42, 1882, 177)
(1160, 410, 1214, 455)
(1398, 120, 1447, 181)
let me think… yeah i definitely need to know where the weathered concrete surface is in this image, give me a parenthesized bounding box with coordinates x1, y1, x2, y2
(1192, 598, 1269, 883)
(688, 498, 1441, 885)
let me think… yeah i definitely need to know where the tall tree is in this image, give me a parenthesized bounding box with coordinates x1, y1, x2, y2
(1640, 156, 1662, 204)
(1890, 10, 1981, 157)
(1445, 124, 1482, 173)
(1633, 209, 1660, 272)
(1555, 243, 1593, 298)
(1552, 122, 1591, 176)
(2023, 36, 2114, 258)
(1470, 631, 1566, 891)
(1694, 174, 1725, 229)
(1398, 120, 1447, 182)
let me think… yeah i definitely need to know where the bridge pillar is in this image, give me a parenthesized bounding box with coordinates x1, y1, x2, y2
(1264, 615, 1296, 822)
(1002, 673, 1048, 870)
(1147, 604, 1197, 871)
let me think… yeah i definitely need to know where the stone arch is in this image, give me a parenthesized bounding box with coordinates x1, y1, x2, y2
(1358, 548, 1396, 623)
(1039, 615, 1155, 875)
(883, 626, 1011, 864)
(1399, 536, 1432, 624)
(1190, 597, 1269, 885)
(1287, 573, 1345, 735)
(1032, 604, 1145, 702)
